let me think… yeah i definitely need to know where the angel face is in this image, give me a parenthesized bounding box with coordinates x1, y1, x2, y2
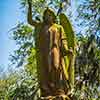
(43, 8, 56, 24)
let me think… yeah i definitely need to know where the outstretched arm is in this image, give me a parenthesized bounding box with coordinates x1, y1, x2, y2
(27, 0, 39, 26)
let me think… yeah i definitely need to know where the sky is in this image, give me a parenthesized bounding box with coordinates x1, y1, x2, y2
(0, 0, 25, 69)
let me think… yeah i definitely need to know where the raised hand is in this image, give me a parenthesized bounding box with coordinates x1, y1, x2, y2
(28, 0, 32, 6)
(68, 47, 74, 56)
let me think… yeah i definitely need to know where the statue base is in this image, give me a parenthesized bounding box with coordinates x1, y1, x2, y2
(40, 94, 71, 100)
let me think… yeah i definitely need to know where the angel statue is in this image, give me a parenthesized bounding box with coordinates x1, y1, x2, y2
(27, 0, 76, 99)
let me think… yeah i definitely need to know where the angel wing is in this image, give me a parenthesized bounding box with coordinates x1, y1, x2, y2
(59, 13, 76, 89)
(59, 13, 75, 50)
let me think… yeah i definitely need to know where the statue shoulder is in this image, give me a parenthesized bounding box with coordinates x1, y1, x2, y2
(49, 24, 65, 34)
(50, 24, 63, 30)
(52, 23, 61, 27)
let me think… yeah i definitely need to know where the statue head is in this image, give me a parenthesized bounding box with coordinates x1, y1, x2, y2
(43, 8, 56, 24)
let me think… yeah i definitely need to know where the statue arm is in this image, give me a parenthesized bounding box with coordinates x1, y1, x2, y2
(27, 0, 39, 26)
(61, 27, 73, 56)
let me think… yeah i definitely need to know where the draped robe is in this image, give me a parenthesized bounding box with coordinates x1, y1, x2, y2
(36, 23, 69, 96)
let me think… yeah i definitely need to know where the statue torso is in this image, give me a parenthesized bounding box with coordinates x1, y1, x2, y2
(35, 23, 69, 96)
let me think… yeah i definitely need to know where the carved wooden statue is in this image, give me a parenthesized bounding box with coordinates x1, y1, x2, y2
(27, 0, 75, 99)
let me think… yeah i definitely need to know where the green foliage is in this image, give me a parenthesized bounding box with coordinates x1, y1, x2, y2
(0, 70, 39, 100)
(20, 0, 71, 20)
(77, 0, 99, 35)
(10, 23, 36, 72)
(0, 73, 19, 100)
(73, 0, 100, 99)
(20, 0, 59, 18)
(8, 23, 40, 99)
(74, 34, 100, 99)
